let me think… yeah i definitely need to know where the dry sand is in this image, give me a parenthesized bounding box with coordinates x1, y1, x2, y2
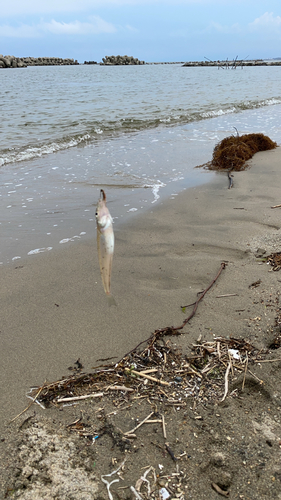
(1, 147, 281, 499)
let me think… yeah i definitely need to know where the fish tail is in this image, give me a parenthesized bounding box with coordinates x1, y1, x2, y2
(107, 294, 117, 307)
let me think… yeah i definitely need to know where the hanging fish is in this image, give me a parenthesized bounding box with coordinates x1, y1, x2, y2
(96, 189, 116, 306)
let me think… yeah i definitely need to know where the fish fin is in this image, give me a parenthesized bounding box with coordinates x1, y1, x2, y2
(107, 294, 117, 307)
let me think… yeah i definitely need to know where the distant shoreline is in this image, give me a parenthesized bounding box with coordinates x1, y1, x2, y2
(1, 54, 281, 68)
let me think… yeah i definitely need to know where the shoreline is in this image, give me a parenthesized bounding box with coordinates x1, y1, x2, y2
(2, 102, 281, 267)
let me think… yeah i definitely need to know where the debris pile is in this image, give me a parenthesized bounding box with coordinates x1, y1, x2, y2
(267, 251, 281, 271)
(203, 133, 277, 172)
(28, 334, 266, 411)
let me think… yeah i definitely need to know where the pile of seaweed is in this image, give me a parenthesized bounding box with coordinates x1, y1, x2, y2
(203, 132, 277, 172)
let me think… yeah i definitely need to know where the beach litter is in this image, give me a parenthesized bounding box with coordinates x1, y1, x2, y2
(101, 457, 127, 500)
(27, 331, 266, 413)
(267, 252, 281, 271)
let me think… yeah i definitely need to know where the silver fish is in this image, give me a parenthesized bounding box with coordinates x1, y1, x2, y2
(96, 189, 116, 306)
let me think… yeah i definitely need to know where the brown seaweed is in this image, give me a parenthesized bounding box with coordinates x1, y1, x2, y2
(202, 132, 277, 172)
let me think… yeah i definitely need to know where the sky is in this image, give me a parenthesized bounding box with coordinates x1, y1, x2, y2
(1, 0, 281, 63)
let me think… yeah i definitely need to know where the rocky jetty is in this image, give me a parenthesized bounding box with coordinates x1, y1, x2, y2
(100, 55, 145, 65)
(0, 55, 79, 68)
(182, 59, 281, 67)
(84, 60, 97, 65)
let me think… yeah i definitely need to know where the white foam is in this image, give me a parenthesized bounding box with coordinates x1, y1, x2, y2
(59, 235, 81, 244)
(28, 247, 52, 255)
(200, 107, 236, 118)
(143, 181, 166, 203)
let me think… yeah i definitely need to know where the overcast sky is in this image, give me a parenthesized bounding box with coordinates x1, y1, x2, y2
(1, 0, 281, 63)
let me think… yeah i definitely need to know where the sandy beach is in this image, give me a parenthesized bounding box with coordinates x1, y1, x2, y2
(1, 146, 281, 499)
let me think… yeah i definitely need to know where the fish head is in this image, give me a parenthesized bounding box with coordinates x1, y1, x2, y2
(96, 189, 112, 230)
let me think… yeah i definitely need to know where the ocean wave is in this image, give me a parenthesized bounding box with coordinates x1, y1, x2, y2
(1, 97, 281, 166)
(0, 133, 91, 167)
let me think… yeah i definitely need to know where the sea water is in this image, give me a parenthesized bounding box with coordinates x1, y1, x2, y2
(1, 64, 281, 264)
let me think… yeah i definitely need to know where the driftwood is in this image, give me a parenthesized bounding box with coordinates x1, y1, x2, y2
(125, 368, 170, 386)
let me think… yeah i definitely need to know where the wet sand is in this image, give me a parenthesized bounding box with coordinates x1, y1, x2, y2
(0, 146, 281, 439)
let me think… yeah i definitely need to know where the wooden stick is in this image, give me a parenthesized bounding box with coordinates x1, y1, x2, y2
(162, 414, 167, 439)
(180, 262, 226, 326)
(125, 368, 170, 386)
(144, 419, 162, 423)
(242, 353, 248, 391)
(177, 364, 202, 378)
(138, 368, 158, 374)
(10, 385, 44, 423)
(56, 393, 103, 403)
(107, 385, 134, 392)
(271, 204, 281, 208)
(248, 369, 263, 384)
(255, 358, 281, 363)
(217, 342, 221, 360)
(220, 362, 231, 402)
(212, 482, 229, 497)
(228, 351, 234, 377)
(165, 442, 177, 461)
(130, 486, 143, 500)
(66, 418, 82, 428)
(124, 412, 154, 435)
(216, 293, 238, 298)
(165, 402, 186, 407)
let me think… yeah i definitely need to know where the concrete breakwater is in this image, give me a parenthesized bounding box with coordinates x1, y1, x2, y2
(0, 55, 79, 68)
(100, 55, 145, 65)
(182, 59, 281, 67)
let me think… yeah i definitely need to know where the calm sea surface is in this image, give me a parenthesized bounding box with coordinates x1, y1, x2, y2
(1, 64, 281, 264)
